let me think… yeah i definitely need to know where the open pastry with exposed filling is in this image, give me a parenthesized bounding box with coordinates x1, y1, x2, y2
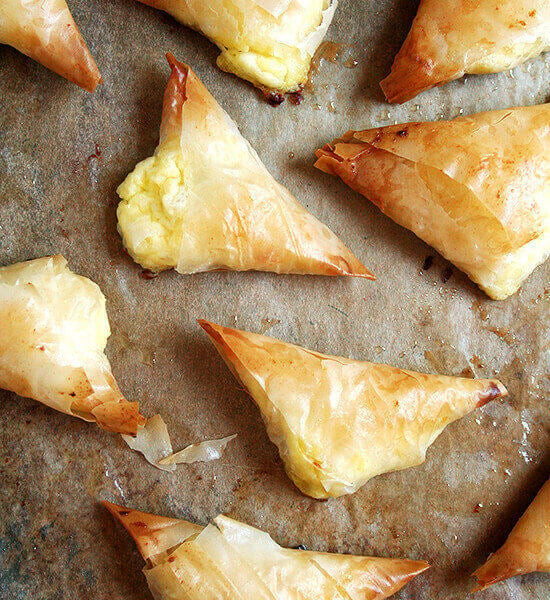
(314, 104, 550, 300)
(199, 320, 507, 499)
(104, 500, 430, 599)
(0, 0, 101, 91)
(381, 0, 550, 103)
(117, 54, 372, 279)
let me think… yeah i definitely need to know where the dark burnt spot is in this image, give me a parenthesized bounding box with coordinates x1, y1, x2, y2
(69, 392, 76, 397)
(294, 544, 307, 550)
(422, 255, 434, 271)
(264, 91, 285, 106)
(133, 521, 148, 529)
(140, 269, 159, 280)
(373, 131, 383, 144)
(441, 266, 453, 283)
(289, 91, 303, 105)
(477, 382, 502, 407)
(118, 510, 130, 517)
(396, 129, 408, 137)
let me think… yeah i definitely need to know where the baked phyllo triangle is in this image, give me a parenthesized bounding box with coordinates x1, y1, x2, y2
(0, 255, 144, 434)
(0, 0, 101, 91)
(472, 479, 550, 591)
(315, 104, 550, 300)
(381, 0, 550, 103)
(198, 320, 507, 499)
(104, 500, 430, 599)
(134, 0, 336, 94)
(117, 55, 372, 279)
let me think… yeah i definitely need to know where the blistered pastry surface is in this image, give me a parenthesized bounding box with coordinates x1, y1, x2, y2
(0, 0, 548, 598)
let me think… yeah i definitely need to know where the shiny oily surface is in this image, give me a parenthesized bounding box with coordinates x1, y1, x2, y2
(0, 0, 548, 599)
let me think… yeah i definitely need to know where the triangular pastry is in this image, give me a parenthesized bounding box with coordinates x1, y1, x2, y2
(134, 0, 337, 93)
(315, 104, 550, 300)
(381, 0, 550, 103)
(117, 55, 372, 279)
(0, 0, 101, 92)
(199, 320, 507, 499)
(472, 479, 550, 591)
(104, 500, 430, 599)
(0, 255, 144, 434)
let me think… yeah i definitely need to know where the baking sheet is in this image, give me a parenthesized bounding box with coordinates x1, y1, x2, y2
(0, 0, 549, 598)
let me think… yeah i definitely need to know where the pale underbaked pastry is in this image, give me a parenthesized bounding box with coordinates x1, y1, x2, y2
(472, 479, 550, 591)
(0, 255, 144, 434)
(103, 500, 430, 599)
(315, 104, 550, 300)
(134, 0, 336, 93)
(381, 0, 550, 103)
(199, 320, 507, 499)
(117, 55, 372, 279)
(0, 0, 101, 92)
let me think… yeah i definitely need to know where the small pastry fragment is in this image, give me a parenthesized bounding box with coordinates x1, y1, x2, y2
(472, 479, 550, 591)
(381, 0, 550, 103)
(0, 0, 101, 91)
(0, 255, 144, 434)
(199, 320, 507, 499)
(104, 500, 430, 599)
(117, 55, 372, 279)
(315, 104, 550, 300)
(134, 0, 337, 94)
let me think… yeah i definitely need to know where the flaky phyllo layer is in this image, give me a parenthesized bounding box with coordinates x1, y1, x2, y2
(136, 0, 336, 92)
(104, 501, 430, 599)
(315, 104, 550, 300)
(0, 256, 144, 434)
(0, 0, 101, 91)
(199, 321, 507, 499)
(117, 55, 372, 278)
(381, 0, 550, 103)
(472, 479, 550, 591)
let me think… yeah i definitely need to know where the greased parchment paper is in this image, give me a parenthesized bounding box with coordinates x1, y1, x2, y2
(0, 1, 548, 598)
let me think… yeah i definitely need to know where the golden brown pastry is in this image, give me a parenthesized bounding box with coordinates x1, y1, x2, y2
(0, 0, 101, 91)
(381, 0, 550, 103)
(104, 500, 430, 599)
(0, 255, 144, 434)
(134, 0, 336, 93)
(472, 479, 550, 591)
(199, 320, 507, 499)
(117, 55, 372, 279)
(315, 104, 550, 300)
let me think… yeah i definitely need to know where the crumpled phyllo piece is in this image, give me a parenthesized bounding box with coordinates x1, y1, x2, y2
(381, 0, 550, 103)
(199, 320, 507, 499)
(0, 0, 101, 91)
(0, 255, 144, 435)
(104, 500, 430, 599)
(472, 479, 550, 591)
(117, 55, 372, 279)
(315, 104, 550, 300)
(134, 0, 336, 93)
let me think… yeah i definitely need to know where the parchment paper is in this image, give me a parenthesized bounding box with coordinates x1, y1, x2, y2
(0, 1, 548, 598)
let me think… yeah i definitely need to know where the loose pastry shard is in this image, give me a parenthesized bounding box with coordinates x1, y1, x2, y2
(117, 55, 372, 279)
(381, 0, 550, 103)
(0, 255, 144, 435)
(0, 0, 101, 92)
(134, 0, 336, 93)
(199, 320, 507, 499)
(104, 500, 430, 599)
(472, 479, 550, 591)
(315, 104, 550, 300)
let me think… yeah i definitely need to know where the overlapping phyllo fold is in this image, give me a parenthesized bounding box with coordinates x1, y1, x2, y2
(104, 500, 430, 599)
(199, 320, 507, 499)
(0, 255, 144, 434)
(381, 0, 550, 103)
(0, 0, 101, 91)
(315, 104, 550, 300)
(134, 0, 336, 93)
(117, 55, 372, 279)
(472, 479, 550, 591)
